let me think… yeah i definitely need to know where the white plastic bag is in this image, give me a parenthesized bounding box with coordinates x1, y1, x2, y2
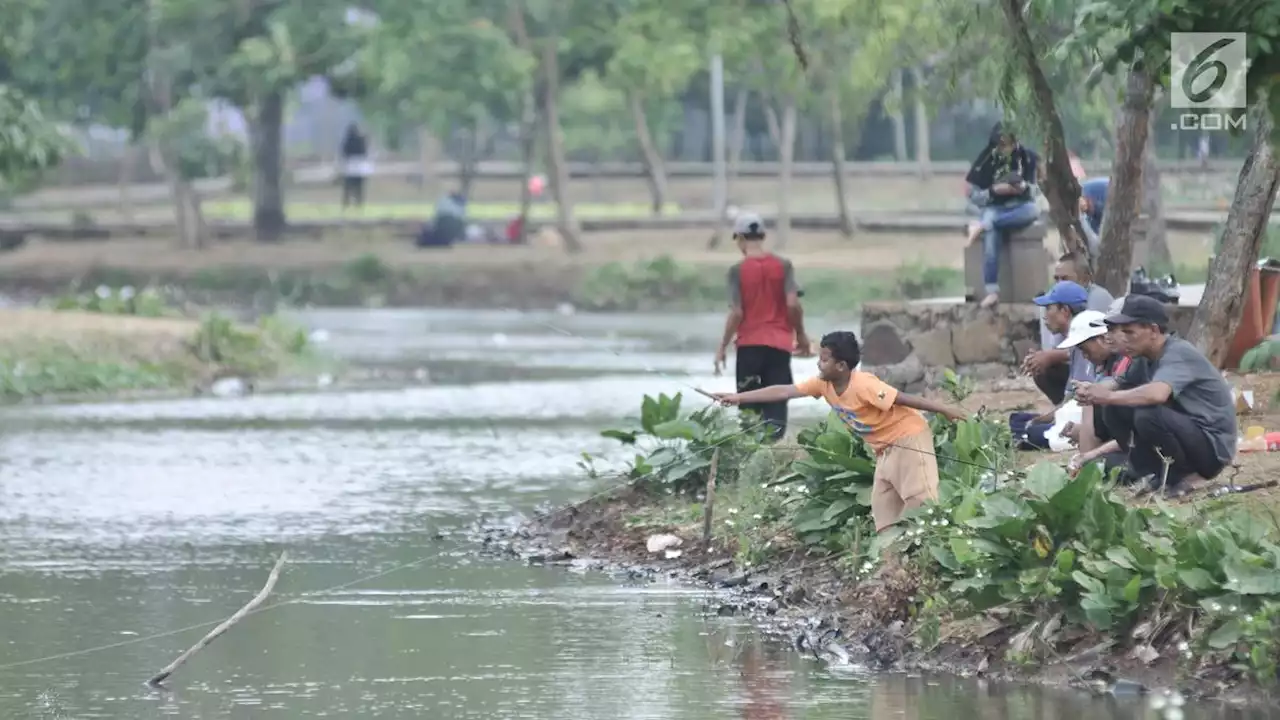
(1046, 399, 1083, 452)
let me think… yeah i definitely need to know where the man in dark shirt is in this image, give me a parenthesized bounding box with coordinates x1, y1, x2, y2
(1074, 295, 1237, 492)
(715, 212, 811, 440)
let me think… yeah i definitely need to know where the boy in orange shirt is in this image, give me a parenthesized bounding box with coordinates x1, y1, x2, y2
(710, 331, 967, 531)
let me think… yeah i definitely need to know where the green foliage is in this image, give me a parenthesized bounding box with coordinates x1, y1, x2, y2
(0, 348, 174, 400)
(48, 284, 173, 317)
(1240, 338, 1280, 373)
(192, 312, 313, 375)
(599, 392, 766, 495)
(575, 256, 722, 311)
(0, 85, 73, 190)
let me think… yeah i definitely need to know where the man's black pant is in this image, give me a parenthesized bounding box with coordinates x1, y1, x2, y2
(1035, 362, 1071, 405)
(736, 345, 793, 441)
(1096, 403, 1223, 486)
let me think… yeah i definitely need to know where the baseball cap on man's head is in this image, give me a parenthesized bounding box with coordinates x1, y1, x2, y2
(1058, 310, 1108, 349)
(1103, 294, 1169, 326)
(733, 212, 766, 239)
(1033, 280, 1088, 308)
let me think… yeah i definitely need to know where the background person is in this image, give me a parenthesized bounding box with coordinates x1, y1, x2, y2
(963, 122, 1041, 308)
(339, 123, 371, 209)
(1074, 295, 1237, 492)
(1078, 177, 1110, 258)
(1057, 310, 1144, 475)
(714, 212, 811, 440)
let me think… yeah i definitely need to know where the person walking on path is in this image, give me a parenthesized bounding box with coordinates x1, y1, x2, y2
(339, 123, 371, 209)
(714, 212, 811, 440)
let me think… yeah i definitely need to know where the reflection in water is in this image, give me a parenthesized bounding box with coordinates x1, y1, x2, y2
(0, 310, 1269, 718)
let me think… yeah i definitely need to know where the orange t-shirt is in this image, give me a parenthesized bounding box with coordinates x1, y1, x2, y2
(795, 373, 928, 452)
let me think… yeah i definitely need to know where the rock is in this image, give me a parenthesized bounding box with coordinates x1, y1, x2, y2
(867, 355, 925, 393)
(861, 321, 911, 365)
(209, 376, 251, 398)
(712, 570, 749, 588)
(951, 312, 1005, 364)
(664, 549, 683, 560)
(645, 533, 683, 554)
(715, 604, 739, 616)
(908, 327, 955, 368)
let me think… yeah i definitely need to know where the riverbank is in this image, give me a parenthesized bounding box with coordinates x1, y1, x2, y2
(0, 307, 333, 403)
(0, 228, 1214, 312)
(485, 389, 1280, 709)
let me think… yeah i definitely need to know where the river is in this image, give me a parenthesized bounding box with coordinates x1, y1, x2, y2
(0, 309, 1263, 719)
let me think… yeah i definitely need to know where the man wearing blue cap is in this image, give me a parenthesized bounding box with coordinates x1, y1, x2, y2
(1027, 280, 1095, 406)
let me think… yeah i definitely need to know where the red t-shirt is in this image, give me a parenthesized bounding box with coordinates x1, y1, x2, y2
(728, 254, 798, 352)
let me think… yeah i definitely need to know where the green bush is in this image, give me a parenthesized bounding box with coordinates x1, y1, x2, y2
(0, 350, 173, 399)
(575, 256, 721, 311)
(191, 312, 313, 375)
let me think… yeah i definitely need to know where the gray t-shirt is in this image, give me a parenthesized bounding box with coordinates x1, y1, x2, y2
(1040, 283, 1114, 386)
(1134, 336, 1238, 464)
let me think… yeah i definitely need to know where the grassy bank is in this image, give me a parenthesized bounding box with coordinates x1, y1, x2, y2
(2, 253, 964, 313)
(0, 303, 329, 402)
(545, 385, 1280, 700)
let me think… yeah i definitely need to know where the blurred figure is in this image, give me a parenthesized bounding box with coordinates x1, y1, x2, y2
(1078, 177, 1110, 258)
(416, 191, 467, 248)
(340, 123, 371, 208)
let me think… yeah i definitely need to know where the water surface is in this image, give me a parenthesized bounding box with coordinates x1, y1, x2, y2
(0, 309, 1265, 718)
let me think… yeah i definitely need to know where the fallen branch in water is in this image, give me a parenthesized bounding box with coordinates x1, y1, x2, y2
(147, 551, 288, 688)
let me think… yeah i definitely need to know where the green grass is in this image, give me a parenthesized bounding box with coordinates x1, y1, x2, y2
(202, 199, 683, 222)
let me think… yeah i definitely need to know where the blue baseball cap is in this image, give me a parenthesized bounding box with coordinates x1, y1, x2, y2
(1033, 280, 1089, 307)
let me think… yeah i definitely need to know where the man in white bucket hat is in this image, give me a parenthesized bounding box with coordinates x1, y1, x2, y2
(1058, 309, 1145, 475)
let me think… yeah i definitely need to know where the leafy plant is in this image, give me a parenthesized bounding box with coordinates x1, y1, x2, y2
(600, 392, 763, 494)
(50, 284, 174, 317)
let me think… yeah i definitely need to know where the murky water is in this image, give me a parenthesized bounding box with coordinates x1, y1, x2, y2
(0, 309, 1268, 718)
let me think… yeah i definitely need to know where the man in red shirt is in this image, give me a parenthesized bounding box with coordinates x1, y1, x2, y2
(714, 212, 811, 439)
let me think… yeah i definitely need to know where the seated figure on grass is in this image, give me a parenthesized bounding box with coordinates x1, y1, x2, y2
(710, 331, 968, 532)
(964, 122, 1041, 308)
(1073, 295, 1237, 494)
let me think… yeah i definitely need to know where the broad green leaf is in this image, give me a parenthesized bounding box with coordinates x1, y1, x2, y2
(600, 429, 638, 444)
(651, 419, 703, 441)
(1023, 463, 1068, 500)
(1177, 568, 1217, 592)
(1072, 571, 1107, 595)
(1121, 574, 1143, 604)
(821, 497, 858, 523)
(1208, 618, 1243, 650)
(1105, 547, 1138, 570)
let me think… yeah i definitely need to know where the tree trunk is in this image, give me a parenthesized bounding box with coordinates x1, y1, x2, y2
(1188, 100, 1280, 366)
(1094, 66, 1155, 295)
(538, 36, 582, 252)
(118, 145, 137, 223)
(828, 90, 854, 237)
(707, 89, 750, 249)
(515, 87, 538, 246)
(1140, 110, 1171, 270)
(763, 101, 781, 152)
(459, 119, 481, 200)
(910, 67, 931, 179)
(776, 98, 797, 249)
(628, 91, 667, 215)
(251, 88, 286, 242)
(417, 128, 438, 197)
(997, 0, 1087, 259)
(890, 69, 908, 162)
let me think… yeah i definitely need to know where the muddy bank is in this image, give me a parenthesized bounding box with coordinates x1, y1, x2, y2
(477, 485, 1267, 711)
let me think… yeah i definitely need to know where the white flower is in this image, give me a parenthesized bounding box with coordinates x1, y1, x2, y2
(95, 285, 111, 299)
(1209, 602, 1222, 612)
(753, 514, 763, 520)
(940, 519, 949, 527)
(926, 507, 935, 516)
(1177, 641, 1189, 652)
(1229, 605, 1239, 613)
(1245, 615, 1254, 623)
(727, 508, 738, 515)
(724, 519, 735, 528)
(119, 286, 136, 300)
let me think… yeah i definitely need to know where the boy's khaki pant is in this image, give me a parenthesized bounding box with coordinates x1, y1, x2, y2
(871, 428, 941, 531)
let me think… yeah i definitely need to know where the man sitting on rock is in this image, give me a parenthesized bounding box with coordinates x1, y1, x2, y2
(1074, 295, 1237, 493)
(1025, 254, 1113, 405)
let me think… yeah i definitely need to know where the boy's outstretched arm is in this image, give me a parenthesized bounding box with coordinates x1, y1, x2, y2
(711, 385, 803, 405)
(894, 392, 968, 422)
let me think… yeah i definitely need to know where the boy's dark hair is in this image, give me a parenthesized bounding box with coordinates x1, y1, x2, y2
(820, 331, 861, 368)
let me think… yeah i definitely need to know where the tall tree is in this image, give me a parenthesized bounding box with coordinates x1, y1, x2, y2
(1093, 65, 1156, 294)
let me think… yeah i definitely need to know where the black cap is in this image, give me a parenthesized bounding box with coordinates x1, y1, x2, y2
(1103, 294, 1169, 326)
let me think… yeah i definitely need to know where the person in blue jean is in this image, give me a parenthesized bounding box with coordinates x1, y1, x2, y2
(964, 123, 1041, 308)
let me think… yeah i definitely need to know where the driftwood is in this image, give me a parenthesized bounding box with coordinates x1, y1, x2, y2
(147, 552, 288, 688)
(702, 448, 721, 550)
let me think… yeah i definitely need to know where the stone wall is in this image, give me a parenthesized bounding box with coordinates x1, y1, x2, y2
(860, 300, 1197, 373)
